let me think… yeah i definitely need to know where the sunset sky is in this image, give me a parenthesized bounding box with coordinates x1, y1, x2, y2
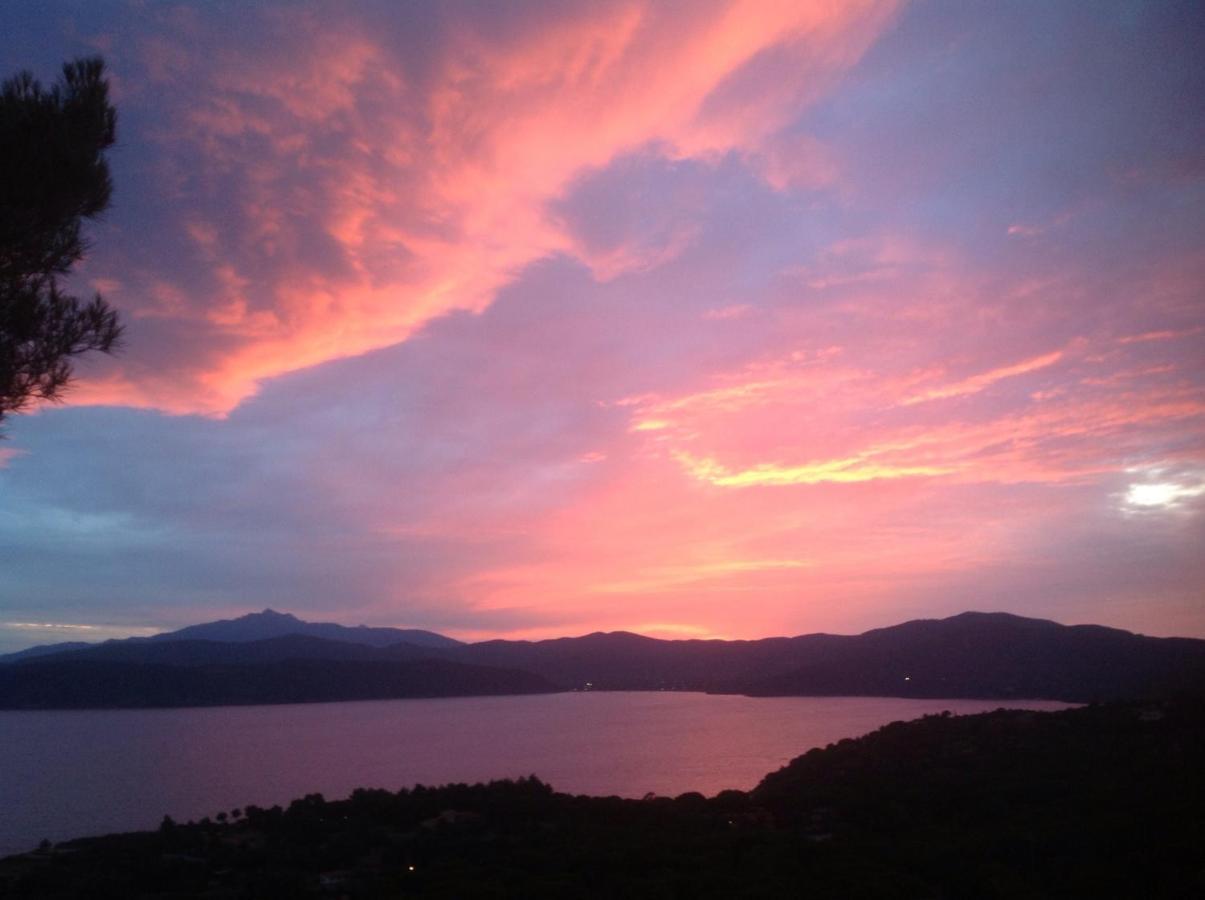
(1, 0, 1202, 653)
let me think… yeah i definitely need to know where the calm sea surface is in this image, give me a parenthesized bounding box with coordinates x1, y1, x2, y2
(0, 692, 1074, 856)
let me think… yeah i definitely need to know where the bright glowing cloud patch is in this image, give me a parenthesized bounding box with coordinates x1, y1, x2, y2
(1122, 472, 1205, 511)
(902, 350, 1066, 406)
(675, 452, 954, 487)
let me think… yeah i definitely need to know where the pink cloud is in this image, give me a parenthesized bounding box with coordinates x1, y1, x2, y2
(901, 349, 1067, 406)
(9, 1, 1203, 644)
(752, 132, 839, 191)
(74, 0, 900, 416)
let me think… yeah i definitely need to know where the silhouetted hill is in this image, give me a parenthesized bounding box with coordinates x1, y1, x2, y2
(0, 641, 91, 662)
(436, 612, 1205, 702)
(441, 631, 848, 691)
(0, 609, 460, 674)
(0, 657, 556, 709)
(0, 610, 462, 667)
(8, 634, 399, 668)
(5, 611, 1202, 706)
(145, 609, 462, 649)
(736, 611, 1205, 702)
(5, 700, 1202, 897)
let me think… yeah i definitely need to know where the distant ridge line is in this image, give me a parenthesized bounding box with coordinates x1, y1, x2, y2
(1, 610, 1203, 709)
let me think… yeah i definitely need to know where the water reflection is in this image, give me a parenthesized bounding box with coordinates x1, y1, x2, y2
(0, 692, 1073, 855)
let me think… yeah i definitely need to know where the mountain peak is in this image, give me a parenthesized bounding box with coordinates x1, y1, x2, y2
(140, 609, 463, 649)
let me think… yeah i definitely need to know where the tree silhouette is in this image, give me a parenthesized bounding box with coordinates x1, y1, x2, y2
(0, 57, 123, 429)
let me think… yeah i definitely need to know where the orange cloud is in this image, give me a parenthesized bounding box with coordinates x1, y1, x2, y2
(1116, 327, 1203, 345)
(901, 349, 1066, 405)
(675, 451, 954, 487)
(76, 0, 900, 416)
(610, 316, 1205, 495)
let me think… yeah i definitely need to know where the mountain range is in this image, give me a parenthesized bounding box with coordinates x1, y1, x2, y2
(0, 609, 459, 663)
(2, 609, 1203, 709)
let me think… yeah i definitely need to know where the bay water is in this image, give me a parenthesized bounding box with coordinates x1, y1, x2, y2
(0, 692, 1074, 856)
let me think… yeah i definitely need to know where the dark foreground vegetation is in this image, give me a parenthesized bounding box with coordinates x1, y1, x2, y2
(3, 699, 1202, 899)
